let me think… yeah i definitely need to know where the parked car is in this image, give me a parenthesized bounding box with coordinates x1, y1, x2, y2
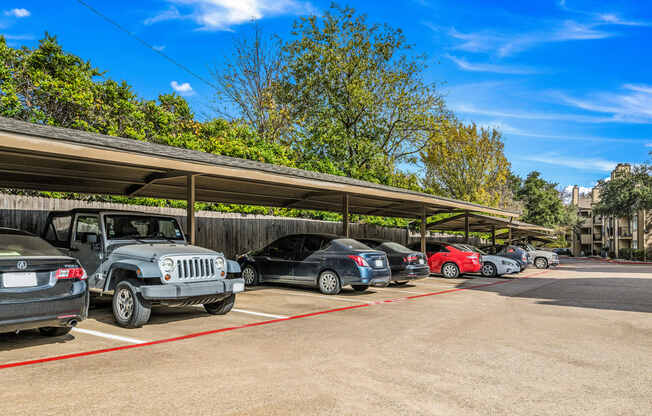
(0, 227, 89, 336)
(42, 209, 243, 328)
(356, 238, 430, 284)
(458, 244, 521, 277)
(237, 234, 391, 294)
(407, 242, 482, 278)
(482, 245, 530, 272)
(552, 247, 573, 257)
(514, 243, 560, 269)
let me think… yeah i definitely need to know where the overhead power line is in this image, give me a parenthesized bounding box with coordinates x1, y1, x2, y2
(75, 0, 219, 91)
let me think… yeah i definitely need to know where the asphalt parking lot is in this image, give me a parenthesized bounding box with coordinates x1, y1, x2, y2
(2, 257, 652, 415)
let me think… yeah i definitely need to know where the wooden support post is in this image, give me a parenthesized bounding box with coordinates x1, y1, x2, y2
(420, 205, 427, 254)
(187, 174, 196, 245)
(491, 226, 496, 246)
(508, 218, 513, 244)
(464, 211, 470, 243)
(342, 193, 350, 237)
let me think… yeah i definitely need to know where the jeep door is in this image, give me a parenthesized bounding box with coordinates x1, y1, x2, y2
(292, 235, 328, 284)
(262, 236, 299, 281)
(70, 214, 102, 285)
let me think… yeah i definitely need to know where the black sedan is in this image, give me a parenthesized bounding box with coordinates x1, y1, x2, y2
(0, 228, 89, 336)
(357, 239, 429, 284)
(237, 234, 391, 294)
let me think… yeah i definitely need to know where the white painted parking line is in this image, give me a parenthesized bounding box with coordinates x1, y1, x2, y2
(232, 308, 288, 319)
(71, 328, 149, 344)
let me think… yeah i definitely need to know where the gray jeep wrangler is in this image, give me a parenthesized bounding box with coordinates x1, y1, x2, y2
(42, 209, 243, 328)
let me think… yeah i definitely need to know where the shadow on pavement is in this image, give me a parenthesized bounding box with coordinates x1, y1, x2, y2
(0, 329, 76, 351)
(458, 275, 652, 313)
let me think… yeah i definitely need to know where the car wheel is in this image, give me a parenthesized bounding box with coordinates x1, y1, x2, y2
(38, 327, 72, 337)
(241, 264, 258, 286)
(318, 270, 341, 295)
(481, 262, 497, 278)
(352, 285, 369, 292)
(394, 280, 409, 286)
(204, 294, 236, 315)
(113, 281, 151, 328)
(441, 262, 460, 278)
(534, 257, 549, 269)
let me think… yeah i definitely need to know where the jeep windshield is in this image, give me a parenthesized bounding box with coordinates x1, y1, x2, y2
(104, 215, 185, 241)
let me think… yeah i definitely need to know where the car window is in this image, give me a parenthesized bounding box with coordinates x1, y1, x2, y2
(105, 215, 184, 240)
(75, 215, 100, 242)
(450, 244, 472, 252)
(333, 239, 371, 250)
(303, 236, 325, 253)
(268, 236, 301, 259)
(0, 233, 63, 257)
(428, 244, 448, 253)
(380, 242, 412, 253)
(359, 240, 380, 248)
(44, 214, 72, 243)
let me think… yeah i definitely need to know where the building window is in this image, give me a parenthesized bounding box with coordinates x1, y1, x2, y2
(633, 239, 638, 249)
(633, 214, 638, 233)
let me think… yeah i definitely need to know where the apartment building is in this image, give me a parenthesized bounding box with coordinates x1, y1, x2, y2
(569, 163, 647, 257)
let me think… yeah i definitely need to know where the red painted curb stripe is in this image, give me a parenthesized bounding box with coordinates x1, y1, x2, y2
(0, 271, 549, 371)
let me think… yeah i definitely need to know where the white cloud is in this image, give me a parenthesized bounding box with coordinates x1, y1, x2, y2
(4, 8, 30, 18)
(147, 0, 317, 31)
(556, 84, 652, 124)
(452, 103, 618, 124)
(523, 153, 618, 172)
(598, 13, 650, 27)
(153, 45, 166, 51)
(445, 54, 539, 74)
(171, 80, 193, 93)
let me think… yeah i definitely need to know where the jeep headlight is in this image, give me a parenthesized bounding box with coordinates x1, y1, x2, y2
(159, 258, 175, 273)
(215, 257, 225, 269)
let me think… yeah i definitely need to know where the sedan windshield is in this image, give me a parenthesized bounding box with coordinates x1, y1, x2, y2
(0, 233, 63, 257)
(462, 245, 487, 255)
(105, 215, 184, 241)
(380, 242, 414, 253)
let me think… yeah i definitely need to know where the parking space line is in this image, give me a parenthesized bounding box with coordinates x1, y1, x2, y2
(232, 308, 288, 319)
(0, 270, 551, 371)
(71, 328, 149, 344)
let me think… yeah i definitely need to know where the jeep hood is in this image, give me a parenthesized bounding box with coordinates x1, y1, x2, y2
(111, 243, 222, 260)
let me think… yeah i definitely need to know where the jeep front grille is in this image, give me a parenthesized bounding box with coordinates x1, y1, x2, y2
(177, 257, 216, 280)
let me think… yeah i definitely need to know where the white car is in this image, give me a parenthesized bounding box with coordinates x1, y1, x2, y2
(516, 244, 560, 269)
(461, 245, 521, 277)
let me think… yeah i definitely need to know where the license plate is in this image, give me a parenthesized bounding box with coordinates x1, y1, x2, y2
(232, 282, 245, 293)
(2, 272, 37, 288)
(374, 259, 383, 267)
(418, 259, 425, 264)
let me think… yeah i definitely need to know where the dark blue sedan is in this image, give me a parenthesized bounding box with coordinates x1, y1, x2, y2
(237, 234, 391, 294)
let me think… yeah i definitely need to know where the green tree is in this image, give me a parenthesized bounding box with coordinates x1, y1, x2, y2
(593, 164, 652, 217)
(280, 4, 446, 184)
(421, 120, 511, 207)
(516, 171, 570, 227)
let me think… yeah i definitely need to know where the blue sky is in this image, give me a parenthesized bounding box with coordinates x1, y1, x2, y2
(2, 1, 652, 192)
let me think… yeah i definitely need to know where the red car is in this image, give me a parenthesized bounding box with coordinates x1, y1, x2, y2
(409, 242, 482, 278)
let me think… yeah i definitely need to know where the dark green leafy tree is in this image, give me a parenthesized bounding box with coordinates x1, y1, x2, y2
(593, 164, 652, 217)
(516, 171, 571, 228)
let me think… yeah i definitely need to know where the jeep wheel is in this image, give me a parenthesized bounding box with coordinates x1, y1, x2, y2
(481, 262, 497, 278)
(318, 270, 341, 295)
(352, 285, 369, 292)
(113, 281, 151, 328)
(534, 257, 548, 269)
(38, 327, 72, 337)
(204, 294, 236, 315)
(441, 262, 460, 278)
(242, 264, 258, 286)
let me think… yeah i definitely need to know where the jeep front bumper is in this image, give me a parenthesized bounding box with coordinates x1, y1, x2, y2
(139, 278, 245, 300)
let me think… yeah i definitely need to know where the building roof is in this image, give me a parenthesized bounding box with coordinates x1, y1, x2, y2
(0, 116, 519, 219)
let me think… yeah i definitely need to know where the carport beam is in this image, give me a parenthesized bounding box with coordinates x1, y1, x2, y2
(342, 193, 350, 237)
(187, 174, 196, 245)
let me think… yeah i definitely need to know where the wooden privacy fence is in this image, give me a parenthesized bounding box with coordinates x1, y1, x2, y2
(0, 194, 488, 258)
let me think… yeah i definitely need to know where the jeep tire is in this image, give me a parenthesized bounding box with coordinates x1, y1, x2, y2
(113, 281, 151, 328)
(204, 294, 236, 315)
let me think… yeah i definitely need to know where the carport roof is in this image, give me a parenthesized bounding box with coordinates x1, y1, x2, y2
(427, 212, 553, 234)
(0, 117, 519, 219)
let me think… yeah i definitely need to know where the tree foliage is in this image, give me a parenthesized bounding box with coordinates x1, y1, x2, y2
(279, 4, 446, 185)
(421, 120, 511, 207)
(593, 164, 652, 216)
(513, 171, 572, 228)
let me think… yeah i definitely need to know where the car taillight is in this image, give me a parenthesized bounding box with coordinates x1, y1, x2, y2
(403, 255, 418, 263)
(348, 255, 370, 267)
(55, 267, 86, 280)
(522, 254, 527, 261)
